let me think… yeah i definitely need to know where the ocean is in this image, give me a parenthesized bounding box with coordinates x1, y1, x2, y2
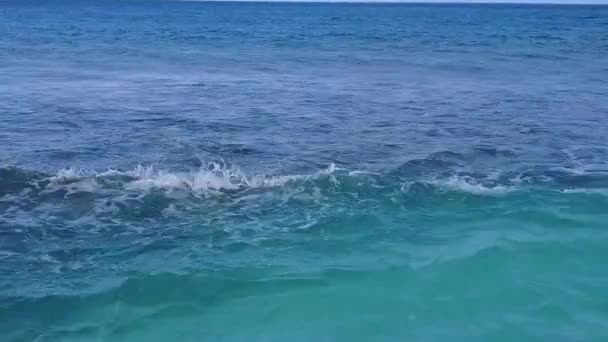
(1, 1, 608, 341)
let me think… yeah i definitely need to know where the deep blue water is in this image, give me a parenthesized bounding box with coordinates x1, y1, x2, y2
(1, 2, 608, 341)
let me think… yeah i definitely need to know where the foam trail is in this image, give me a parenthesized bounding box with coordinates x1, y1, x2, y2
(429, 176, 515, 195)
(33, 163, 339, 195)
(562, 188, 608, 196)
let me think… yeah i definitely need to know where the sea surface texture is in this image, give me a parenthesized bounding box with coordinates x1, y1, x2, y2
(1, 1, 608, 341)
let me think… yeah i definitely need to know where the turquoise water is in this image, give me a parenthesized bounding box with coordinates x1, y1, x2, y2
(1, 1, 608, 341)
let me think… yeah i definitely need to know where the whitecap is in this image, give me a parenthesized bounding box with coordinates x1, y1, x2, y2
(562, 188, 608, 196)
(38, 162, 338, 196)
(428, 176, 515, 195)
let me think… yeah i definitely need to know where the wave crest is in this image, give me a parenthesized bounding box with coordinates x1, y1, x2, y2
(26, 162, 338, 196)
(429, 176, 515, 195)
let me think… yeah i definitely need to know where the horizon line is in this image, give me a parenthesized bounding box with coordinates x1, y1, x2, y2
(178, 0, 608, 4)
(178, 0, 608, 5)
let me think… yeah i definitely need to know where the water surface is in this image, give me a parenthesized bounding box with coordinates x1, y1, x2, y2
(1, 2, 608, 341)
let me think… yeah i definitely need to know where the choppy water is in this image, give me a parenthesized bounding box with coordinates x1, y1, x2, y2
(2, 1, 608, 341)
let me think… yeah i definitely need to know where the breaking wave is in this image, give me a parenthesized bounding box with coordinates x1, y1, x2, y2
(41, 162, 336, 194)
(3, 159, 608, 302)
(425, 176, 515, 195)
(3, 160, 608, 204)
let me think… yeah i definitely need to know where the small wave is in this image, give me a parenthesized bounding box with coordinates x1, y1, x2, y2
(22, 162, 337, 197)
(0, 250, 20, 260)
(562, 188, 608, 196)
(427, 176, 515, 195)
(122, 163, 336, 193)
(6, 162, 608, 204)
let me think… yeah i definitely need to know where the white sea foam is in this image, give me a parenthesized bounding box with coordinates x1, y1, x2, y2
(52, 167, 87, 180)
(562, 188, 608, 196)
(42, 162, 338, 195)
(21, 163, 533, 198)
(348, 170, 380, 177)
(40, 172, 101, 197)
(429, 176, 514, 195)
(124, 163, 333, 192)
